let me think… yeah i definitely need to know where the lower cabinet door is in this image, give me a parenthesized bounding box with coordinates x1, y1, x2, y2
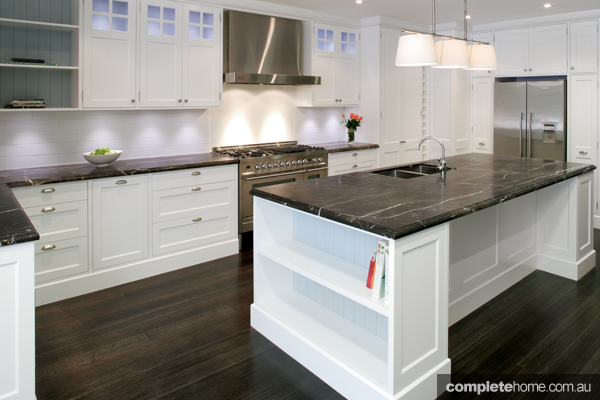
(152, 209, 236, 256)
(25, 200, 88, 244)
(34, 237, 88, 284)
(92, 176, 149, 270)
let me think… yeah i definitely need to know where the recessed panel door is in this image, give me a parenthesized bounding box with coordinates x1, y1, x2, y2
(140, 0, 182, 107)
(494, 81, 526, 157)
(527, 81, 566, 161)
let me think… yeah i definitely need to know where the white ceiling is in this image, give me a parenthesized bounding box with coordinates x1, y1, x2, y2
(257, 0, 600, 26)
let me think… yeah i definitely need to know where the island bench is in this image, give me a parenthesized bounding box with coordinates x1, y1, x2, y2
(250, 153, 596, 400)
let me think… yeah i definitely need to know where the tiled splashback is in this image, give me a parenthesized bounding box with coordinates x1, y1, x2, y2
(0, 85, 345, 170)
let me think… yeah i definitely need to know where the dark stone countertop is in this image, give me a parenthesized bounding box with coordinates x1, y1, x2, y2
(250, 153, 596, 240)
(309, 141, 379, 153)
(0, 153, 239, 247)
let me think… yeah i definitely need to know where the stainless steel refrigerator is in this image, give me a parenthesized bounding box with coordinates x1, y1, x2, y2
(494, 78, 567, 161)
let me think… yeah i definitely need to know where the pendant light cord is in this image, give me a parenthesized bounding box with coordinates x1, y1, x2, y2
(432, 0, 436, 35)
(464, 0, 467, 40)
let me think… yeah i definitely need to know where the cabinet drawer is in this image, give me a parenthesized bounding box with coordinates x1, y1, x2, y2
(329, 161, 377, 176)
(24, 200, 88, 244)
(152, 210, 236, 256)
(153, 181, 236, 223)
(12, 181, 87, 208)
(328, 149, 378, 167)
(151, 165, 237, 191)
(474, 140, 491, 153)
(34, 237, 88, 284)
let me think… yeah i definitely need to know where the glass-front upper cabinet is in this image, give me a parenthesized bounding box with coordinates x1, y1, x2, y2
(84, 0, 137, 108)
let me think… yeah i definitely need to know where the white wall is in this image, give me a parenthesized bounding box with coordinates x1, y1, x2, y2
(0, 85, 346, 170)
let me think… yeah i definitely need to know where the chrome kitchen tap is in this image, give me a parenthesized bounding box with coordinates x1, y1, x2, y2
(417, 136, 447, 175)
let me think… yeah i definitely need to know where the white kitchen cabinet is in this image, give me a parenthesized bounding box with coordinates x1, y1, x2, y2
(83, 0, 137, 108)
(568, 75, 598, 166)
(471, 32, 494, 77)
(380, 29, 424, 167)
(495, 24, 567, 76)
(34, 237, 88, 284)
(140, 0, 221, 108)
(471, 78, 494, 154)
(328, 149, 378, 176)
(297, 23, 360, 107)
(92, 175, 149, 270)
(569, 20, 598, 74)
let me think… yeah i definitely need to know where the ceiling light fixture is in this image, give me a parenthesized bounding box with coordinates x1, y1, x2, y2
(544, 4, 552, 8)
(356, 0, 363, 3)
(465, 15, 471, 19)
(396, 0, 495, 69)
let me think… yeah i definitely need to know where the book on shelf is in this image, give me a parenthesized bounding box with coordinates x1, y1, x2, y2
(372, 240, 388, 300)
(384, 244, 390, 304)
(366, 252, 376, 289)
(6, 99, 45, 109)
(8, 58, 59, 66)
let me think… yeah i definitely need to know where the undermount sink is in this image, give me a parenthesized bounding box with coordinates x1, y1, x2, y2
(374, 164, 449, 179)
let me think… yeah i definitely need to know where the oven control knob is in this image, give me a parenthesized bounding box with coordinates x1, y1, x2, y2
(279, 161, 284, 167)
(318, 157, 323, 162)
(291, 160, 296, 165)
(302, 159, 307, 164)
(312, 157, 317, 162)
(285, 161, 290, 166)
(267, 163, 273, 168)
(261, 164, 267, 169)
(255, 165, 260, 170)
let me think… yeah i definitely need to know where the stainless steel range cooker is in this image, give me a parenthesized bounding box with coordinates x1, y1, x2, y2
(212, 141, 328, 235)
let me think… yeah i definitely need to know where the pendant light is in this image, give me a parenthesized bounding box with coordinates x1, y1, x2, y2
(463, 0, 498, 71)
(432, 0, 469, 69)
(395, 0, 438, 66)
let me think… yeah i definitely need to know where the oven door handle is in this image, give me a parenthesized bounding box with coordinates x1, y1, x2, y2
(305, 167, 328, 172)
(243, 170, 306, 181)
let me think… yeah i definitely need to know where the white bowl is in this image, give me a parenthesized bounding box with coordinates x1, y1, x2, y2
(83, 150, 122, 167)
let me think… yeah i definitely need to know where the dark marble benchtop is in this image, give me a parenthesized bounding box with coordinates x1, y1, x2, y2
(309, 141, 379, 153)
(251, 153, 596, 240)
(0, 153, 239, 247)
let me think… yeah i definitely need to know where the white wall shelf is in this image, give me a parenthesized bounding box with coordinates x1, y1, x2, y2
(257, 241, 389, 316)
(0, 18, 79, 31)
(0, 63, 78, 70)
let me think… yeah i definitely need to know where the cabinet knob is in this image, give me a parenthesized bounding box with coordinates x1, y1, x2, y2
(41, 206, 56, 213)
(192, 217, 203, 222)
(116, 180, 127, 185)
(42, 244, 56, 251)
(529, 68, 532, 71)
(352, 153, 358, 156)
(400, 141, 406, 144)
(579, 151, 588, 155)
(131, 99, 135, 103)
(192, 187, 201, 191)
(185, 99, 189, 103)
(571, 66, 575, 70)
(352, 164, 358, 168)
(41, 188, 55, 193)
(488, 71, 491, 74)
(524, 69, 527, 71)
(178, 99, 182, 103)
(191, 171, 201, 176)
(339, 99, 342, 103)
(479, 142, 485, 146)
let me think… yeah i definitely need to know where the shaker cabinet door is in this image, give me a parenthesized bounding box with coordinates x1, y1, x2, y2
(528, 24, 567, 75)
(494, 28, 529, 76)
(570, 20, 598, 74)
(83, 0, 137, 108)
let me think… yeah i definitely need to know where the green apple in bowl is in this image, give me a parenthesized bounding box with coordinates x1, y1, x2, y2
(83, 148, 122, 167)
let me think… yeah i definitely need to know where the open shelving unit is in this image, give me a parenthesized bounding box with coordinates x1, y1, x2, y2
(0, 0, 82, 110)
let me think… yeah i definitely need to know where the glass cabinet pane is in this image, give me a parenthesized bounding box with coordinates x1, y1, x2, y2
(326, 30, 333, 40)
(112, 17, 128, 31)
(318, 29, 325, 39)
(189, 11, 201, 24)
(203, 27, 214, 40)
(163, 8, 176, 21)
(341, 43, 348, 53)
(112, 1, 128, 15)
(203, 13, 214, 26)
(148, 20, 160, 35)
(92, 14, 109, 30)
(93, 0, 109, 13)
(349, 33, 356, 43)
(148, 5, 160, 19)
(349, 44, 356, 54)
(189, 25, 201, 38)
(341, 32, 348, 42)
(163, 22, 175, 36)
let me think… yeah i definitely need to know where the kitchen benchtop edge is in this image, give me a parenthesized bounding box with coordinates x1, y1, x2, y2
(0, 152, 239, 246)
(308, 141, 379, 153)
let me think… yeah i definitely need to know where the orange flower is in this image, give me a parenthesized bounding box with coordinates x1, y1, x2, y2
(350, 113, 355, 118)
(359, 116, 363, 121)
(341, 113, 345, 117)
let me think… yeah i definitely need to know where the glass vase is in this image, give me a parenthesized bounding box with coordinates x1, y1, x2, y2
(347, 129, 355, 146)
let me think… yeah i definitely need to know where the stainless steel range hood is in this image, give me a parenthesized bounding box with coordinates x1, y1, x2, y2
(223, 11, 321, 85)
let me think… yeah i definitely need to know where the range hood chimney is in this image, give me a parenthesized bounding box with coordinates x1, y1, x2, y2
(223, 11, 321, 85)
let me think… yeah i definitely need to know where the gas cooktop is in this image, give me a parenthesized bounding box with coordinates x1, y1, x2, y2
(212, 141, 325, 159)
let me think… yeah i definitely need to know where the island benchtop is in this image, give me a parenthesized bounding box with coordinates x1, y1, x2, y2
(250, 153, 596, 240)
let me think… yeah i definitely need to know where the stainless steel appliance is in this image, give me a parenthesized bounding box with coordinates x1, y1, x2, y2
(494, 77, 567, 161)
(213, 141, 328, 234)
(223, 11, 321, 85)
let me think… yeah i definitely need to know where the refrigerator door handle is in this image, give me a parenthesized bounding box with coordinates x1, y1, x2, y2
(520, 112, 524, 157)
(528, 112, 533, 158)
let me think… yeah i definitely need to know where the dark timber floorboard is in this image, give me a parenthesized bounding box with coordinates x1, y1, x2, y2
(36, 231, 600, 399)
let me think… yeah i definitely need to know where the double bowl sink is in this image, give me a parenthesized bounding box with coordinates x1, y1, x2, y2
(374, 164, 449, 179)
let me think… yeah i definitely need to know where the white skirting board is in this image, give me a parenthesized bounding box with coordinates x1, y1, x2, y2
(594, 215, 600, 229)
(35, 239, 238, 306)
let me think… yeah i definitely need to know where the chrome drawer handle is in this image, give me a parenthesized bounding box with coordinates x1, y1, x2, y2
(116, 180, 127, 185)
(352, 153, 358, 156)
(192, 187, 201, 191)
(192, 217, 202, 222)
(191, 171, 201, 176)
(479, 142, 485, 146)
(352, 164, 358, 168)
(579, 151, 588, 155)
(42, 244, 56, 251)
(41, 188, 55, 193)
(41, 207, 55, 213)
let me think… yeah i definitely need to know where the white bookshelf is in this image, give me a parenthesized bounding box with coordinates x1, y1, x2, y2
(0, 18, 79, 31)
(0, 63, 79, 70)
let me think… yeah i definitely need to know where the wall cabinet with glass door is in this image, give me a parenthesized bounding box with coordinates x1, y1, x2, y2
(0, 0, 82, 110)
(139, 0, 221, 108)
(296, 23, 360, 107)
(494, 24, 567, 77)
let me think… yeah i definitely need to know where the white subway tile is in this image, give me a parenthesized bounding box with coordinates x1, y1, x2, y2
(0, 145, 33, 158)
(0, 111, 33, 121)
(0, 159, 4, 170)
(12, 132, 55, 145)
(5, 120, 60, 133)
(58, 153, 88, 165)
(0, 134, 11, 146)
(5, 154, 59, 170)
(59, 119, 106, 131)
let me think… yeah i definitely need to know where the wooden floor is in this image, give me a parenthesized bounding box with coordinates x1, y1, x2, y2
(36, 231, 600, 399)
